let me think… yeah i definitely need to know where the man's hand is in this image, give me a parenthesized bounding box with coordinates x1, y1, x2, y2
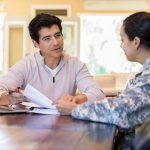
(0, 88, 25, 105)
(58, 94, 87, 104)
(9, 90, 25, 104)
(55, 93, 87, 115)
(56, 100, 77, 115)
(0, 92, 10, 105)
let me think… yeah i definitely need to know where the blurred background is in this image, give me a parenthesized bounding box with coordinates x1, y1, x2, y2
(0, 0, 149, 94)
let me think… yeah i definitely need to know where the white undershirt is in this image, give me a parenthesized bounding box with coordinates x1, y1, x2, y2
(45, 65, 59, 77)
(44, 58, 64, 82)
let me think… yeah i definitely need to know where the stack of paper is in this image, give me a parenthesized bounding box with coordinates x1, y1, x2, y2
(23, 84, 60, 115)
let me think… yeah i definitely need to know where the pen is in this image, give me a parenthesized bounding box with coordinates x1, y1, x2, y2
(0, 105, 14, 111)
(8, 87, 22, 94)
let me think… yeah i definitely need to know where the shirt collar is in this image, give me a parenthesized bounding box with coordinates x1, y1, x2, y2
(36, 50, 67, 70)
(137, 57, 150, 75)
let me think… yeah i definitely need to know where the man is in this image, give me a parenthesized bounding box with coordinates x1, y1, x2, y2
(0, 13, 105, 105)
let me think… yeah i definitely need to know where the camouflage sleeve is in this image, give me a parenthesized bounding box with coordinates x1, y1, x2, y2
(72, 75, 150, 129)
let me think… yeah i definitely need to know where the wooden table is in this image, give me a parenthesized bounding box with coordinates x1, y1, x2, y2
(0, 114, 117, 150)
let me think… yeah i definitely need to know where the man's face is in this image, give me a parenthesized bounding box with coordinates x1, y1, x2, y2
(33, 25, 64, 60)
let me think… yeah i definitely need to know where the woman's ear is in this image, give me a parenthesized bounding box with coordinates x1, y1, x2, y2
(133, 36, 141, 49)
(32, 40, 39, 48)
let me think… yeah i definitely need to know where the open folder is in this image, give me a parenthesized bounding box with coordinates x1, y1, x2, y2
(0, 84, 60, 115)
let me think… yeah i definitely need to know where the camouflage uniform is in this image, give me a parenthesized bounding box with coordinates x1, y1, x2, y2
(72, 57, 150, 129)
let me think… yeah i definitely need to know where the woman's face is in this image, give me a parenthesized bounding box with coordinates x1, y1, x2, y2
(120, 25, 137, 62)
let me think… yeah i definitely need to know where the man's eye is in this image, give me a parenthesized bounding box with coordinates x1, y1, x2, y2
(55, 33, 62, 38)
(44, 37, 51, 41)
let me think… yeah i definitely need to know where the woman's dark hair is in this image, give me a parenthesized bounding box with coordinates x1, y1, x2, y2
(28, 13, 62, 43)
(123, 11, 150, 48)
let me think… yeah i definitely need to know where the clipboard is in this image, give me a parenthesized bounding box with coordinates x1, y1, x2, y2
(0, 103, 60, 115)
(0, 104, 30, 114)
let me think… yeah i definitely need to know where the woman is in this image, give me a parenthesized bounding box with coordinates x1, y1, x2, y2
(57, 11, 150, 129)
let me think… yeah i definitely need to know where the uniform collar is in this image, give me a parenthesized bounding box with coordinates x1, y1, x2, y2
(139, 57, 150, 73)
(135, 57, 150, 77)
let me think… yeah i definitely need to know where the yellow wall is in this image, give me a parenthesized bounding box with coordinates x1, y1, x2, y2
(2, 0, 149, 17)
(3, 0, 84, 17)
(1, 0, 150, 66)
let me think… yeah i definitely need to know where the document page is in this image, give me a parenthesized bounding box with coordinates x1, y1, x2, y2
(31, 108, 60, 115)
(23, 84, 56, 110)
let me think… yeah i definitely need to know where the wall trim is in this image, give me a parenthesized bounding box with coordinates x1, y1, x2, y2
(4, 18, 28, 73)
(84, 0, 149, 11)
(31, 4, 72, 18)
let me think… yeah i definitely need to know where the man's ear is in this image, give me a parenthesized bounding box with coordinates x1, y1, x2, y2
(133, 36, 141, 49)
(32, 40, 39, 48)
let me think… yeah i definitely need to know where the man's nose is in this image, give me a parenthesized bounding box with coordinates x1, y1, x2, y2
(52, 36, 58, 45)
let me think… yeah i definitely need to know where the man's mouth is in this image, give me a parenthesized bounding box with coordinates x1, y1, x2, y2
(51, 48, 61, 51)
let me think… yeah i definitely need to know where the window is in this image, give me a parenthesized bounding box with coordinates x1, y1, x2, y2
(80, 14, 141, 75)
(61, 18, 79, 57)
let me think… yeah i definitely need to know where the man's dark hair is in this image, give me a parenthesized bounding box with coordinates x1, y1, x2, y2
(123, 11, 150, 49)
(28, 13, 62, 43)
